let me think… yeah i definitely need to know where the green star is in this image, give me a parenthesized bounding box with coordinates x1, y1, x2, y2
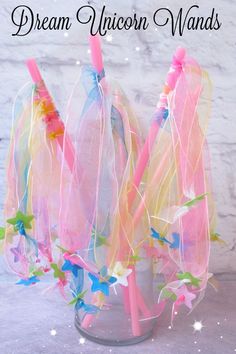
(210, 232, 226, 245)
(0, 227, 5, 240)
(68, 290, 87, 306)
(91, 230, 110, 247)
(7, 211, 34, 230)
(177, 272, 201, 287)
(51, 263, 66, 280)
(161, 288, 177, 301)
(183, 193, 207, 208)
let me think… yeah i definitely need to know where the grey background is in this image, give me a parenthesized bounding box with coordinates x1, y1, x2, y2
(0, 0, 235, 274)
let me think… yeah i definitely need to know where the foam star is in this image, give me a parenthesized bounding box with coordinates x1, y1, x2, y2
(110, 262, 132, 287)
(170, 232, 180, 249)
(183, 193, 207, 208)
(177, 272, 201, 287)
(7, 211, 34, 230)
(0, 227, 5, 240)
(16, 276, 40, 286)
(173, 284, 196, 309)
(91, 230, 110, 247)
(88, 272, 116, 296)
(62, 259, 82, 277)
(210, 232, 226, 245)
(51, 263, 66, 280)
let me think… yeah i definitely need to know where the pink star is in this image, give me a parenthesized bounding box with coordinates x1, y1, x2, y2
(173, 284, 196, 309)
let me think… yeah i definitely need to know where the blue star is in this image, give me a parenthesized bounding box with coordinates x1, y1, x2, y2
(88, 273, 116, 296)
(75, 298, 99, 314)
(62, 259, 82, 277)
(170, 232, 180, 249)
(16, 276, 40, 286)
(150, 227, 170, 245)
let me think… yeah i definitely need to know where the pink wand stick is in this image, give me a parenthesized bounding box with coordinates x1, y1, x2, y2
(128, 47, 186, 208)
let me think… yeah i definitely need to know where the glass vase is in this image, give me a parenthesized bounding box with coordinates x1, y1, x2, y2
(74, 257, 156, 346)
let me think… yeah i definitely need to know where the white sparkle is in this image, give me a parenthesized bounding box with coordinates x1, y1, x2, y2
(192, 320, 204, 332)
(79, 337, 86, 344)
(87, 49, 91, 54)
(155, 28, 158, 31)
(151, 338, 154, 342)
(194, 341, 197, 344)
(50, 329, 57, 336)
(106, 34, 113, 42)
(198, 350, 201, 353)
(76, 60, 81, 65)
(124, 57, 129, 62)
(168, 325, 172, 329)
(135, 46, 140, 52)
(64, 32, 69, 37)
(109, 349, 112, 353)
(217, 321, 220, 325)
(220, 335, 223, 339)
(174, 311, 178, 315)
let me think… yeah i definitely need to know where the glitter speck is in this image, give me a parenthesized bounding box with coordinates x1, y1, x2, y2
(87, 49, 91, 54)
(76, 60, 81, 65)
(174, 311, 178, 315)
(64, 32, 69, 37)
(220, 335, 223, 339)
(124, 57, 129, 62)
(192, 320, 204, 332)
(217, 322, 220, 325)
(50, 329, 57, 336)
(79, 337, 86, 344)
(198, 349, 201, 353)
(168, 325, 172, 329)
(106, 34, 113, 42)
(135, 46, 140, 52)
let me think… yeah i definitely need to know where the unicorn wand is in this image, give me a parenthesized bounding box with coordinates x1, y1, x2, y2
(26, 59, 75, 172)
(128, 47, 186, 207)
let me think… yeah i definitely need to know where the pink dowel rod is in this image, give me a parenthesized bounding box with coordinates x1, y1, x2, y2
(136, 286, 152, 318)
(128, 266, 141, 336)
(89, 34, 104, 74)
(121, 285, 130, 314)
(128, 47, 186, 208)
(81, 293, 98, 329)
(128, 120, 160, 207)
(26, 58, 42, 83)
(81, 313, 94, 329)
(133, 145, 172, 227)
